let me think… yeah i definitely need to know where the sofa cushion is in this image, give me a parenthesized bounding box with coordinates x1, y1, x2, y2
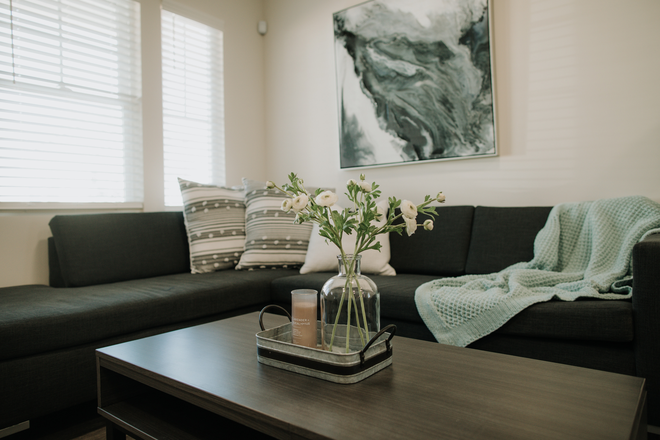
(178, 178, 246, 273)
(0, 269, 295, 361)
(236, 179, 314, 270)
(389, 206, 474, 276)
(468, 333, 635, 377)
(496, 299, 633, 342)
(49, 212, 190, 287)
(465, 206, 552, 274)
(271, 274, 634, 344)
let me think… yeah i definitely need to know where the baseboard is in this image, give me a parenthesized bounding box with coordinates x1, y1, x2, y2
(649, 424, 660, 435)
(0, 421, 29, 438)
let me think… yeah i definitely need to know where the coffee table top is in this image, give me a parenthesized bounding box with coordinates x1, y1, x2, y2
(97, 312, 645, 440)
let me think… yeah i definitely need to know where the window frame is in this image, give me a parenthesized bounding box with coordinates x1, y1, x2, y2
(0, 0, 144, 211)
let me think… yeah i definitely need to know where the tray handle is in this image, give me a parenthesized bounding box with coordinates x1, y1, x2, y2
(259, 305, 292, 331)
(359, 324, 396, 365)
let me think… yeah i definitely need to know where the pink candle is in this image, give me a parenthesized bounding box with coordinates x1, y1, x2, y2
(291, 289, 317, 348)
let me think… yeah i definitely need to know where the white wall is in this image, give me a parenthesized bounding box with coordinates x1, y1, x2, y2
(263, 0, 660, 208)
(2, 0, 659, 288)
(0, 0, 267, 288)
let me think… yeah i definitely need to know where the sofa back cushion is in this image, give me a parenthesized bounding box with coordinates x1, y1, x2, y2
(389, 206, 474, 276)
(49, 212, 190, 287)
(465, 206, 552, 274)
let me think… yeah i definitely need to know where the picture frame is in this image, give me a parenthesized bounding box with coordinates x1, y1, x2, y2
(333, 0, 497, 169)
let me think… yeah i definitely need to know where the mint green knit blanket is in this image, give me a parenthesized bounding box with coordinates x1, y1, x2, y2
(415, 196, 660, 347)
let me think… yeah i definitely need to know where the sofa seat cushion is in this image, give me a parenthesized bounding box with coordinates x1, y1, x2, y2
(271, 275, 633, 344)
(468, 333, 635, 377)
(0, 269, 295, 361)
(495, 299, 633, 342)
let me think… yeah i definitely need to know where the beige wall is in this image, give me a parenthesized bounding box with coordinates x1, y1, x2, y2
(2, 0, 660, 288)
(0, 0, 267, 288)
(263, 0, 660, 208)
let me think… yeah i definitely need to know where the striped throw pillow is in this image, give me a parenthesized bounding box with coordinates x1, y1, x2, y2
(235, 178, 314, 270)
(179, 178, 246, 273)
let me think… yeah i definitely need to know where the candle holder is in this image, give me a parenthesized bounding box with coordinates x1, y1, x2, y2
(291, 289, 318, 348)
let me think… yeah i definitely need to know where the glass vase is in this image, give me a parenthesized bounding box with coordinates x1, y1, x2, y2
(321, 254, 380, 353)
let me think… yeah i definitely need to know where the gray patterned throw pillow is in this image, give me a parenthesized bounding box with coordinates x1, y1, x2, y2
(235, 178, 314, 270)
(179, 178, 246, 273)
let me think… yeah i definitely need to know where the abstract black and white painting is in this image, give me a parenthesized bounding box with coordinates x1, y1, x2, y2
(334, 0, 496, 169)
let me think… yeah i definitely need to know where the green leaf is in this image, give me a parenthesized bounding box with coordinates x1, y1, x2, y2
(331, 210, 344, 229)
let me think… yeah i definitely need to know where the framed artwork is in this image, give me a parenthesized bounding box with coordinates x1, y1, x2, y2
(333, 0, 496, 169)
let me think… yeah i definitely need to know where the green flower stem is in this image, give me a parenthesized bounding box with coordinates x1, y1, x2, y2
(346, 255, 366, 350)
(350, 282, 366, 346)
(328, 287, 345, 351)
(345, 273, 352, 353)
(359, 292, 370, 343)
(349, 239, 371, 344)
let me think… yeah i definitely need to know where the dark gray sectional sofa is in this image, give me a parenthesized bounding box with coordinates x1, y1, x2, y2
(1, 206, 658, 432)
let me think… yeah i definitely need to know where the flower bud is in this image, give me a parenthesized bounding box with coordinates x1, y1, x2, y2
(359, 181, 372, 193)
(281, 198, 293, 212)
(423, 219, 434, 231)
(347, 179, 357, 187)
(436, 192, 446, 202)
(266, 181, 275, 189)
(359, 173, 366, 181)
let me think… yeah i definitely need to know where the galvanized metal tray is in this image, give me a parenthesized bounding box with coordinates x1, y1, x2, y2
(256, 305, 396, 384)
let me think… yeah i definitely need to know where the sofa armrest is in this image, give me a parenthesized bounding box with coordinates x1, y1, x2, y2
(632, 233, 660, 425)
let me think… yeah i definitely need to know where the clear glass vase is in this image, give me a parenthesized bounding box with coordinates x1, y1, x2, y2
(321, 254, 380, 353)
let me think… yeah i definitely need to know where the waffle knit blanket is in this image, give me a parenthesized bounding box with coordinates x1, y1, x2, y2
(415, 195, 660, 347)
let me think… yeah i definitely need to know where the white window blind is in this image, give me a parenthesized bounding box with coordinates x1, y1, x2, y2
(161, 3, 224, 207)
(0, 0, 142, 206)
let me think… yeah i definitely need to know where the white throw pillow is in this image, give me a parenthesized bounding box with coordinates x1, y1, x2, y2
(178, 178, 246, 273)
(300, 200, 396, 276)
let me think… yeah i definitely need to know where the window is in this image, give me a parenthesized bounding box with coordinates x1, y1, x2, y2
(161, 2, 225, 207)
(0, 0, 142, 206)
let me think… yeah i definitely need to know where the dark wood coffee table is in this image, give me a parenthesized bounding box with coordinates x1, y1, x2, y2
(97, 312, 647, 440)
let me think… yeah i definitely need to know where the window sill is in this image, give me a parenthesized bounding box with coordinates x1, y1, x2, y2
(0, 202, 144, 213)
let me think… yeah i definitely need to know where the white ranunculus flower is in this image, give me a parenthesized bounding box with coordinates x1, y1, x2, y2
(291, 193, 309, 212)
(266, 180, 275, 189)
(436, 192, 446, 203)
(316, 190, 338, 207)
(281, 198, 293, 212)
(404, 216, 417, 236)
(401, 200, 417, 219)
(347, 179, 357, 187)
(359, 181, 372, 193)
(423, 219, 434, 231)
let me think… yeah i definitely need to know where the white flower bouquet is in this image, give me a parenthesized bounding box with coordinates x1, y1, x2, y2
(268, 173, 445, 351)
